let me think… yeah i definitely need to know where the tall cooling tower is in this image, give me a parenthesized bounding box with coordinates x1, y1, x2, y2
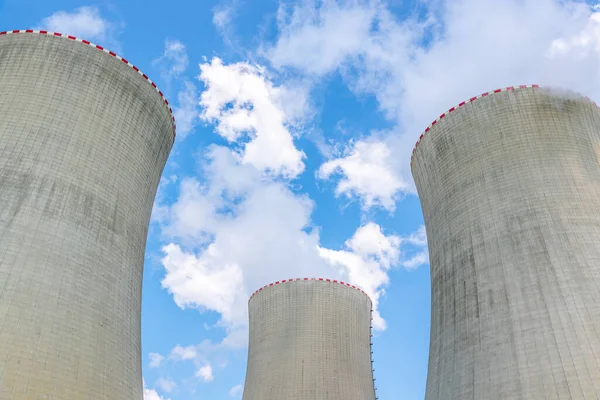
(242, 278, 376, 400)
(411, 85, 600, 399)
(0, 31, 174, 399)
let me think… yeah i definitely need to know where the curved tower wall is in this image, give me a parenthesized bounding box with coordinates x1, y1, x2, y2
(242, 278, 376, 400)
(0, 31, 174, 399)
(411, 85, 600, 399)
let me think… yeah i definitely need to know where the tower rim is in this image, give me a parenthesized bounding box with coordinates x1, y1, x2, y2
(249, 277, 372, 304)
(0, 29, 176, 143)
(407, 84, 581, 169)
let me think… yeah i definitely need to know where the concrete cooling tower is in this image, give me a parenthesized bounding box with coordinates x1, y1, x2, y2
(242, 278, 376, 400)
(411, 85, 600, 399)
(0, 30, 174, 399)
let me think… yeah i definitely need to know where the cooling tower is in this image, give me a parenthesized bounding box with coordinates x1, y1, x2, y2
(242, 278, 376, 400)
(411, 85, 600, 399)
(0, 30, 174, 399)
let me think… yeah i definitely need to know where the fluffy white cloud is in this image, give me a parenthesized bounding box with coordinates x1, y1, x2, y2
(155, 35, 429, 385)
(143, 379, 171, 400)
(162, 243, 246, 325)
(318, 222, 419, 330)
(148, 352, 165, 368)
(38, 6, 110, 41)
(159, 146, 328, 338)
(267, 0, 379, 75)
(170, 344, 198, 361)
(155, 378, 177, 393)
(318, 139, 406, 210)
(229, 383, 244, 397)
(199, 58, 306, 178)
(268, 0, 600, 208)
(159, 148, 427, 333)
(196, 364, 214, 382)
(143, 388, 168, 400)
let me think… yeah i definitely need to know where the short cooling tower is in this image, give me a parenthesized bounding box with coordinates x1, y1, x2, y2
(0, 31, 174, 399)
(242, 278, 376, 400)
(411, 85, 600, 399)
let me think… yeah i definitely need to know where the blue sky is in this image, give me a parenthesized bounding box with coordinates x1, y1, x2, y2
(2, 0, 600, 399)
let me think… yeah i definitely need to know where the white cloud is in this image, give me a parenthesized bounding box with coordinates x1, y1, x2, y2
(156, 33, 429, 375)
(149, 352, 165, 368)
(153, 39, 190, 83)
(143, 388, 169, 400)
(319, 222, 404, 330)
(267, 0, 379, 75)
(159, 147, 428, 333)
(38, 6, 110, 41)
(160, 146, 326, 337)
(143, 379, 171, 400)
(162, 243, 246, 325)
(196, 364, 214, 382)
(318, 139, 406, 210)
(213, 5, 233, 30)
(199, 58, 306, 178)
(156, 378, 177, 393)
(152, 39, 200, 139)
(173, 80, 201, 139)
(229, 383, 244, 397)
(170, 344, 198, 361)
(268, 0, 600, 209)
(151, 175, 177, 224)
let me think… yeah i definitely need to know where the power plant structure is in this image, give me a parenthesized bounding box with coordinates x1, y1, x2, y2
(411, 85, 600, 399)
(242, 278, 377, 400)
(0, 31, 174, 399)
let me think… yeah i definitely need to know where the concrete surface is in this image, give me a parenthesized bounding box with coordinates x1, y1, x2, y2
(242, 279, 376, 400)
(0, 33, 173, 399)
(412, 87, 600, 399)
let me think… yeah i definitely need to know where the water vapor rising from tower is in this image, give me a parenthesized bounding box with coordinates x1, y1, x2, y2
(0, 31, 174, 399)
(242, 278, 377, 400)
(412, 85, 600, 399)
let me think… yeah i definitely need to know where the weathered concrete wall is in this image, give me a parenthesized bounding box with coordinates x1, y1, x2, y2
(412, 86, 600, 399)
(243, 278, 376, 400)
(0, 32, 173, 399)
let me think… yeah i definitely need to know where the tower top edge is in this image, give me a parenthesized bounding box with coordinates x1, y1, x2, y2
(0, 29, 176, 143)
(409, 84, 598, 169)
(248, 277, 373, 304)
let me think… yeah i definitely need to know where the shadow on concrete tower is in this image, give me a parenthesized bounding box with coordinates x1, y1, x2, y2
(411, 85, 600, 399)
(242, 278, 377, 400)
(0, 31, 174, 399)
